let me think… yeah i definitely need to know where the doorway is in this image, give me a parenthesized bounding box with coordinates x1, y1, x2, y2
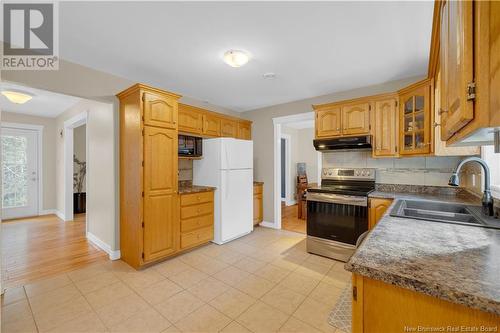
(1, 124, 42, 220)
(273, 112, 322, 233)
(63, 112, 88, 223)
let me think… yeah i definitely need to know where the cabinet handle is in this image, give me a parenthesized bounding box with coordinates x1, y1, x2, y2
(433, 122, 441, 128)
(438, 108, 448, 115)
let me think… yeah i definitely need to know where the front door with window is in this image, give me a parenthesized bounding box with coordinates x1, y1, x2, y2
(1, 128, 39, 219)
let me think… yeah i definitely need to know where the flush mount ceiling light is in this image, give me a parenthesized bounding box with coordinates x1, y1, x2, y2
(1, 90, 33, 104)
(223, 50, 250, 68)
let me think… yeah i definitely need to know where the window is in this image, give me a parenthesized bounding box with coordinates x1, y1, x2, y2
(482, 145, 500, 196)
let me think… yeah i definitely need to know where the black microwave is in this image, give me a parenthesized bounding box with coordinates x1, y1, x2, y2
(178, 135, 202, 157)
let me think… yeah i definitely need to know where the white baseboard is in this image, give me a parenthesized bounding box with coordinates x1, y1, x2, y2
(86, 232, 121, 260)
(285, 199, 297, 206)
(259, 221, 279, 229)
(39, 209, 57, 216)
(109, 250, 121, 261)
(55, 210, 65, 221)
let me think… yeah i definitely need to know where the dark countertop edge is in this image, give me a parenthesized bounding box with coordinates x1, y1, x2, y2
(254, 181, 264, 186)
(346, 196, 500, 316)
(178, 185, 216, 194)
(344, 260, 500, 316)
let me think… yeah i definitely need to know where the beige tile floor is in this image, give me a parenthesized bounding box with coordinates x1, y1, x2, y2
(1, 227, 350, 333)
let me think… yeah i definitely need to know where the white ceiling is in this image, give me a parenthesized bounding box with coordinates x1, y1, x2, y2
(59, 1, 433, 112)
(0, 82, 81, 118)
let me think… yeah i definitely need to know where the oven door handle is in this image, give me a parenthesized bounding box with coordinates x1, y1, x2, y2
(306, 192, 367, 206)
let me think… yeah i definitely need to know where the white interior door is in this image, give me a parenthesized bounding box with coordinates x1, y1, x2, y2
(1, 128, 39, 219)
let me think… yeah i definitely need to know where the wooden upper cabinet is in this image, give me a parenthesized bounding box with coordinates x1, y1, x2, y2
(220, 118, 238, 137)
(202, 114, 221, 137)
(143, 91, 178, 129)
(342, 103, 371, 135)
(237, 121, 252, 140)
(373, 98, 398, 157)
(178, 104, 203, 135)
(315, 108, 342, 138)
(439, 0, 474, 141)
(399, 80, 432, 156)
(143, 127, 178, 261)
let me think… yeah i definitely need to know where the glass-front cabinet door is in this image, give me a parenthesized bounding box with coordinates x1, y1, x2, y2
(399, 81, 432, 155)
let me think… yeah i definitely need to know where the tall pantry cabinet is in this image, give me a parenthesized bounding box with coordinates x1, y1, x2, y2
(118, 84, 181, 269)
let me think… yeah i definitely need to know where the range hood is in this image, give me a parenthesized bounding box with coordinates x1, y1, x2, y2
(313, 135, 372, 151)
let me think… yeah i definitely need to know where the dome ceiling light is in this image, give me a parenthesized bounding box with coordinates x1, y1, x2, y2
(1, 90, 33, 104)
(223, 50, 250, 68)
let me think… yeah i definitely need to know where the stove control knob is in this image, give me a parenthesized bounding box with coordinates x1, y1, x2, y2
(328, 170, 333, 176)
(355, 170, 360, 176)
(361, 170, 366, 176)
(323, 170, 327, 175)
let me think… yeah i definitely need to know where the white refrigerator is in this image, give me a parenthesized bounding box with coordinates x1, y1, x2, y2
(193, 138, 253, 244)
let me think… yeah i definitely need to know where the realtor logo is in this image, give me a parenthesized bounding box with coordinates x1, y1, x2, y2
(2, 2, 59, 70)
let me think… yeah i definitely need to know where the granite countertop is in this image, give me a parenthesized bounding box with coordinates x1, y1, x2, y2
(254, 181, 264, 186)
(346, 188, 500, 315)
(179, 185, 216, 194)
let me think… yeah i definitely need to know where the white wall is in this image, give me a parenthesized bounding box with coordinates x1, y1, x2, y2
(56, 99, 116, 252)
(73, 124, 86, 192)
(1, 112, 57, 212)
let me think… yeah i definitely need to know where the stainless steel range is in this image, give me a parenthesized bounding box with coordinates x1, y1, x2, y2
(306, 168, 375, 262)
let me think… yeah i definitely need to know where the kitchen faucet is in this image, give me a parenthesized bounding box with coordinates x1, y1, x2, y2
(448, 157, 494, 216)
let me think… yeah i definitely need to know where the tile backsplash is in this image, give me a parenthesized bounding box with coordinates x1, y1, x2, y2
(179, 159, 193, 181)
(322, 151, 466, 187)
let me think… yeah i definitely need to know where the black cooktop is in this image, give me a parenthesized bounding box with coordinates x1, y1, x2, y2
(307, 180, 375, 197)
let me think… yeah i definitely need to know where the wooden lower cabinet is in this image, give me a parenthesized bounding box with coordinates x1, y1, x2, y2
(352, 274, 500, 333)
(368, 198, 393, 229)
(253, 183, 263, 225)
(179, 191, 214, 250)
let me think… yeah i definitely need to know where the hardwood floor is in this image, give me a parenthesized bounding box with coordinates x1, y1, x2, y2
(1, 214, 108, 289)
(281, 203, 306, 234)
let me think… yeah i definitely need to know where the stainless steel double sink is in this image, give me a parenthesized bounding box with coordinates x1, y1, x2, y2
(389, 199, 500, 229)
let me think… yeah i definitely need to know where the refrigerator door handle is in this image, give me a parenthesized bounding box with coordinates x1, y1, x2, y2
(225, 171, 229, 199)
(225, 144, 230, 170)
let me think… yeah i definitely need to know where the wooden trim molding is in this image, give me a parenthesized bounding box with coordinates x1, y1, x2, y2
(428, 0, 443, 79)
(116, 83, 182, 100)
(312, 92, 399, 111)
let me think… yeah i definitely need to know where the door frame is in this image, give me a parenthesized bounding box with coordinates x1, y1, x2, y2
(280, 133, 293, 206)
(63, 111, 88, 226)
(272, 112, 321, 230)
(1, 122, 44, 217)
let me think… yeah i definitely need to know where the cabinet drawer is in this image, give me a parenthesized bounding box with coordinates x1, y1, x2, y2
(181, 214, 213, 233)
(181, 226, 213, 250)
(181, 202, 213, 219)
(180, 192, 213, 206)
